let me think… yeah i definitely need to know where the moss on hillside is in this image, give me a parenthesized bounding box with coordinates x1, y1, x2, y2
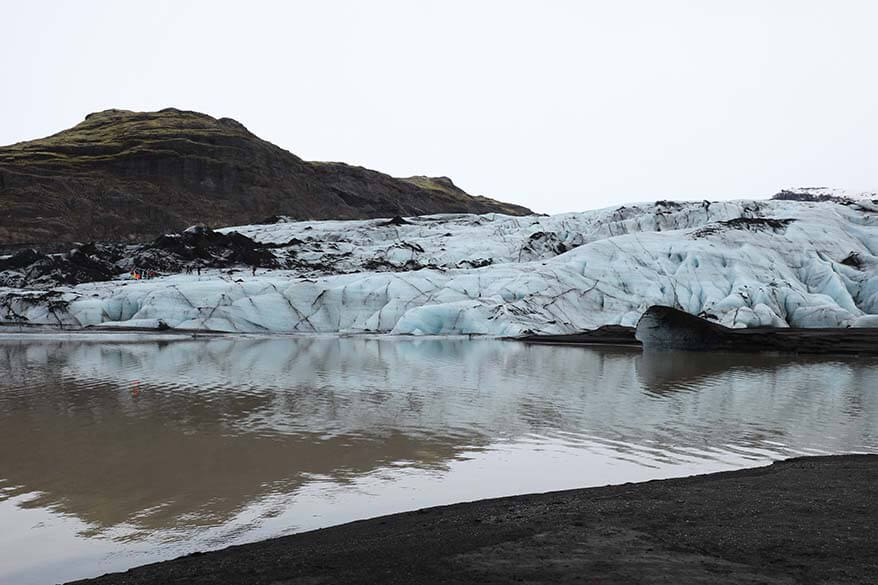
(0, 109, 532, 243)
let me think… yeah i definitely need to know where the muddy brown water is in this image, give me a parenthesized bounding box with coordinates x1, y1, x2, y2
(0, 335, 876, 585)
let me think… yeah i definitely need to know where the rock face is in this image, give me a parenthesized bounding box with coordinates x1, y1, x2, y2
(0, 108, 531, 243)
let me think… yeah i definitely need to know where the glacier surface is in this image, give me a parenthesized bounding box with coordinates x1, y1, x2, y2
(1, 199, 876, 335)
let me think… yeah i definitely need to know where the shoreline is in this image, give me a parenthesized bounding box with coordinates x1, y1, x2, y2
(0, 326, 505, 342)
(517, 324, 640, 346)
(518, 311, 878, 356)
(4, 321, 878, 358)
(71, 455, 878, 585)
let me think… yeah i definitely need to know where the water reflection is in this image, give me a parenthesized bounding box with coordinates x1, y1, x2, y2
(637, 350, 844, 392)
(0, 336, 876, 584)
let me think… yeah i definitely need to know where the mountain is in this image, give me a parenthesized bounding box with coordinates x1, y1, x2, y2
(0, 108, 531, 244)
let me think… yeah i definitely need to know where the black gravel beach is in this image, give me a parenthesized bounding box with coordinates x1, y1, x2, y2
(71, 455, 878, 585)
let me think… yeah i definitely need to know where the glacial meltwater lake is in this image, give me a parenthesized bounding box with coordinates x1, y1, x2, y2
(1, 335, 876, 584)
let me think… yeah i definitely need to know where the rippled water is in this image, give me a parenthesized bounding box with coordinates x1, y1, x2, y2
(0, 335, 876, 584)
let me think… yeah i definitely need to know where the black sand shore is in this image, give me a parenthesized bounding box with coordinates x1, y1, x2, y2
(71, 455, 877, 585)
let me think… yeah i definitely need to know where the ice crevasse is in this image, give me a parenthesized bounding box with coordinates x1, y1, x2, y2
(1, 199, 876, 334)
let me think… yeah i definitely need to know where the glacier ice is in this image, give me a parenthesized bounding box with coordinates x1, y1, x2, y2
(1, 199, 876, 335)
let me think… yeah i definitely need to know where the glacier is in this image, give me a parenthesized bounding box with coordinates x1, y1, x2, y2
(1, 198, 876, 335)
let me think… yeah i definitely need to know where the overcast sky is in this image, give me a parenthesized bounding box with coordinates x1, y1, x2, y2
(3, 1, 876, 214)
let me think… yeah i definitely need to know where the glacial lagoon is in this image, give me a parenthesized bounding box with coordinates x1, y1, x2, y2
(0, 335, 876, 584)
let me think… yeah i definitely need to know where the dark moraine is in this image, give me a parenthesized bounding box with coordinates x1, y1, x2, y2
(517, 324, 640, 346)
(71, 455, 878, 585)
(519, 306, 878, 355)
(635, 305, 878, 355)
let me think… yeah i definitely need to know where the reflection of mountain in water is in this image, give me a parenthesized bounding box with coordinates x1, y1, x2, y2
(0, 337, 876, 540)
(0, 339, 496, 536)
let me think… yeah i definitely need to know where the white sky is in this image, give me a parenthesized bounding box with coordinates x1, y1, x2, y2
(2, 1, 877, 214)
